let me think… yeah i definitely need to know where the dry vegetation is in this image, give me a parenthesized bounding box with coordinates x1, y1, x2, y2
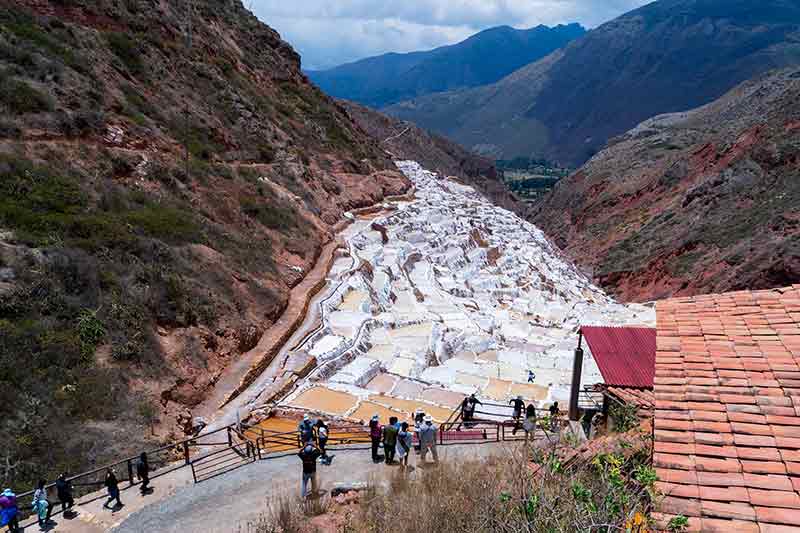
(251, 434, 661, 533)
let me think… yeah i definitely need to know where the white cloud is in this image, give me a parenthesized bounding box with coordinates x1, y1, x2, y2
(248, 1, 652, 70)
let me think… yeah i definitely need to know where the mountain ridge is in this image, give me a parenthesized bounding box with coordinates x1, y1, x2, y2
(386, 0, 800, 167)
(308, 23, 585, 109)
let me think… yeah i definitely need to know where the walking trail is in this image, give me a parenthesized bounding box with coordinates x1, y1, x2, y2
(21, 442, 522, 532)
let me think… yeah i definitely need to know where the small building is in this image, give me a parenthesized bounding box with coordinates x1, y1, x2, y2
(568, 325, 657, 430)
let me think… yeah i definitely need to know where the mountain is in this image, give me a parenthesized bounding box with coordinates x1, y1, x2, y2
(340, 100, 523, 216)
(307, 23, 586, 109)
(387, 0, 800, 167)
(531, 67, 800, 302)
(0, 0, 408, 487)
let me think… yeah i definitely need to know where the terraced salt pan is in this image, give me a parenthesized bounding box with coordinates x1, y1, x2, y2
(276, 161, 654, 425)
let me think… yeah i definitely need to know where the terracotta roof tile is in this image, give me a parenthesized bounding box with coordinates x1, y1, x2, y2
(655, 287, 800, 530)
(754, 506, 800, 526)
(700, 500, 756, 521)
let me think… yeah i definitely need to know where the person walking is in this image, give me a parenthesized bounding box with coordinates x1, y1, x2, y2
(298, 414, 315, 446)
(458, 393, 483, 430)
(32, 479, 52, 528)
(523, 403, 537, 442)
(397, 422, 413, 473)
(369, 415, 382, 463)
(418, 416, 438, 465)
(549, 402, 560, 432)
(527, 370, 536, 383)
(316, 419, 330, 465)
(509, 395, 525, 435)
(55, 473, 75, 516)
(382, 416, 399, 465)
(413, 409, 425, 452)
(103, 468, 122, 509)
(298, 441, 321, 499)
(136, 453, 150, 494)
(0, 488, 19, 532)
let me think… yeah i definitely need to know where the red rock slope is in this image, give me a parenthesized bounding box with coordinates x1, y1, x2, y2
(532, 68, 800, 303)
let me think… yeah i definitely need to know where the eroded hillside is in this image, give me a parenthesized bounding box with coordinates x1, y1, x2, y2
(341, 101, 523, 216)
(532, 68, 800, 302)
(0, 0, 407, 487)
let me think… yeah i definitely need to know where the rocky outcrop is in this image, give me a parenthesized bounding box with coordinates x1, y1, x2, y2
(532, 68, 800, 302)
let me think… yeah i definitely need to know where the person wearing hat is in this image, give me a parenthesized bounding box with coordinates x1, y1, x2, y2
(298, 414, 315, 447)
(298, 441, 322, 498)
(368, 414, 382, 463)
(418, 415, 438, 464)
(0, 488, 19, 532)
(509, 395, 525, 435)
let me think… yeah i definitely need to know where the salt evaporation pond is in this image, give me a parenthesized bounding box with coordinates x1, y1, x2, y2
(280, 161, 654, 423)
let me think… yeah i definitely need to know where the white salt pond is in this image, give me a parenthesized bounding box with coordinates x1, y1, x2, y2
(279, 161, 654, 422)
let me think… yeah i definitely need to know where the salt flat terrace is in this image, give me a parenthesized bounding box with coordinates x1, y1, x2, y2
(279, 161, 654, 423)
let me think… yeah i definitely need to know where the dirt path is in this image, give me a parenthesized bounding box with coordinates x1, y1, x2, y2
(22, 442, 522, 533)
(196, 238, 342, 423)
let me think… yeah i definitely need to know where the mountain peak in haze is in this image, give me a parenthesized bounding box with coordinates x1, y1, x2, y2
(307, 23, 586, 108)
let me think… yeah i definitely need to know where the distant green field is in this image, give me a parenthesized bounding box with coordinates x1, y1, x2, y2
(498, 157, 571, 201)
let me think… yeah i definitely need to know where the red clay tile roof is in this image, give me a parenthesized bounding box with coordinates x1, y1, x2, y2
(606, 386, 655, 412)
(581, 326, 656, 388)
(654, 285, 800, 531)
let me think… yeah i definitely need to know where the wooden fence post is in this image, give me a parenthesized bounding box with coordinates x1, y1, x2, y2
(183, 441, 190, 465)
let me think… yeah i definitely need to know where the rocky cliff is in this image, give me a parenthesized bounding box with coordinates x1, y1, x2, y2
(531, 68, 800, 302)
(0, 0, 408, 486)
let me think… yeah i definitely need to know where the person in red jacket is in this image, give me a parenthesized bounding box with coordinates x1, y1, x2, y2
(368, 414, 382, 463)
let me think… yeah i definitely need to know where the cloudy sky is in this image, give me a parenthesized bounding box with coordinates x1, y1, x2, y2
(247, 1, 652, 70)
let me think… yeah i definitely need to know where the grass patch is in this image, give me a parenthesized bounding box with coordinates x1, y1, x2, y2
(0, 155, 202, 249)
(0, 77, 52, 114)
(241, 197, 309, 235)
(106, 31, 144, 76)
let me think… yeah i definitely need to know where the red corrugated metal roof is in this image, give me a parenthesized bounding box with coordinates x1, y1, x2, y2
(581, 326, 656, 388)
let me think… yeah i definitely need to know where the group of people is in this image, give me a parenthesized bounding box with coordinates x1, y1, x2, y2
(297, 410, 440, 499)
(507, 397, 560, 436)
(0, 452, 152, 532)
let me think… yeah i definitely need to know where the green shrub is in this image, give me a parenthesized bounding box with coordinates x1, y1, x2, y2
(241, 197, 307, 234)
(106, 31, 144, 76)
(0, 77, 52, 114)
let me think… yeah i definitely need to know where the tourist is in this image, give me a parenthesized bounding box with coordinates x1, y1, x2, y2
(549, 402, 560, 432)
(413, 409, 425, 452)
(458, 393, 482, 430)
(382, 416, 399, 464)
(419, 416, 438, 464)
(509, 395, 525, 435)
(523, 403, 537, 442)
(136, 453, 150, 494)
(31, 479, 52, 528)
(103, 468, 122, 509)
(369, 414, 382, 463)
(298, 414, 315, 446)
(298, 441, 321, 499)
(0, 488, 19, 532)
(397, 422, 413, 472)
(55, 473, 75, 515)
(316, 419, 330, 465)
